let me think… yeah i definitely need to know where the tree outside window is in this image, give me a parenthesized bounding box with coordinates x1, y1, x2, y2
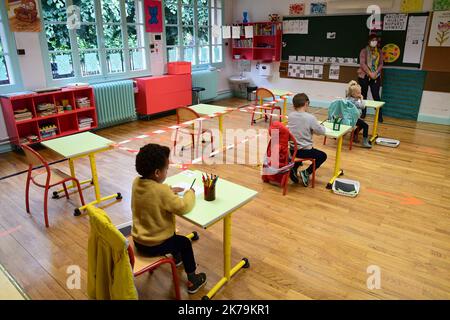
(165, 0, 223, 67)
(41, 0, 148, 82)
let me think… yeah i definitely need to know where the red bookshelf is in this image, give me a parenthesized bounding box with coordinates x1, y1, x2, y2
(231, 22, 282, 62)
(0, 87, 98, 147)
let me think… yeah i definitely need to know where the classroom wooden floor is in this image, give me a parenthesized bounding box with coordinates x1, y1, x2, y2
(0, 98, 449, 300)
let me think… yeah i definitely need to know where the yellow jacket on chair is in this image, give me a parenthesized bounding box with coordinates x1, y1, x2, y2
(87, 205, 138, 300)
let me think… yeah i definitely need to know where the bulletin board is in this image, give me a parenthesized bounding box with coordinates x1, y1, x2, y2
(282, 12, 429, 69)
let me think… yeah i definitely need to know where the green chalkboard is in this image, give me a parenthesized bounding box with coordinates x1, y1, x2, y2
(282, 13, 429, 68)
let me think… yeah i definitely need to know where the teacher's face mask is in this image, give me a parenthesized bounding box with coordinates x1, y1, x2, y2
(370, 40, 378, 48)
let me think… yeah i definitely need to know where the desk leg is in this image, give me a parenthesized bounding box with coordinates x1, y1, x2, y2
(75, 153, 121, 215)
(218, 115, 224, 148)
(203, 215, 249, 300)
(282, 97, 288, 124)
(52, 158, 92, 199)
(370, 108, 380, 144)
(89, 154, 101, 201)
(326, 136, 344, 189)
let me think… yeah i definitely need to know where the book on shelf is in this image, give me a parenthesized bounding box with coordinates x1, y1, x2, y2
(78, 116, 93, 129)
(234, 39, 253, 48)
(14, 108, 33, 121)
(76, 97, 91, 108)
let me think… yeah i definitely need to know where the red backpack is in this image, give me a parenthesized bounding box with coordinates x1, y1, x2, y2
(261, 122, 297, 194)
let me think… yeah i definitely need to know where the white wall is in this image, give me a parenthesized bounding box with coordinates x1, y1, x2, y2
(224, 0, 450, 123)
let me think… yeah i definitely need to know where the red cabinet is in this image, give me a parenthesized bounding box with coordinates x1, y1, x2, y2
(135, 74, 192, 116)
(0, 87, 97, 147)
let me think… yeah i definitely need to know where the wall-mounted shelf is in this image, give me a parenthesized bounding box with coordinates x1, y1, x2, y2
(231, 22, 282, 62)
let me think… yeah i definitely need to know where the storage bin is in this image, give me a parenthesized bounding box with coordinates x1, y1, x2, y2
(167, 62, 192, 75)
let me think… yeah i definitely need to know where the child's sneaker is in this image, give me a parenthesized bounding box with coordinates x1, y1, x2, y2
(289, 168, 299, 183)
(187, 273, 207, 294)
(300, 170, 309, 187)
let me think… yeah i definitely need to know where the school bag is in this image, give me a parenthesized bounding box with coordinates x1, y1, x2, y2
(261, 121, 295, 189)
(327, 99, 360, 127)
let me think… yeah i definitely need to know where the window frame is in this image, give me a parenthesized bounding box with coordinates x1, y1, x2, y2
(0, 1, 24, 94)
(164, 0, 224, 70)
(39, 0, 151, 87)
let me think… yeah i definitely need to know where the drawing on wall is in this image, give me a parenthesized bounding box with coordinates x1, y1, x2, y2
(144, 0, 163, 32)
(289, 3, 305, 15)
(310, 2, 327, 15)
(400, 0, 424, 13)
(7, 0, 41, 32)
(433, 0, 450, 11)
(428, 11, 450, 47)
(382, 43, 401, 63)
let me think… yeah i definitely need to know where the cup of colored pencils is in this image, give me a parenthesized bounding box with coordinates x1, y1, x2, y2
(202, 173, 218, 202)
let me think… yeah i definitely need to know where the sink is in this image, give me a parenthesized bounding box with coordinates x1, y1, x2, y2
(229, 75, 249, 83)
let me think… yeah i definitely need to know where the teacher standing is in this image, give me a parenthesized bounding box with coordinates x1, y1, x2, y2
(358, 34, 384, 122)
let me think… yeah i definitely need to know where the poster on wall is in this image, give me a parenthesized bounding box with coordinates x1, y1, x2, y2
(403, 15, 427, 64)
(382, 43, 401, 63)
(310, 2, 327, 15)
(289, 3, 305, 15)
(329, 64, 340, 80)
(400, 0, 424, 13)
(433, 0, 450, 11)
(144, 0, 163, 32)
(7, 0, 41, 32)
(383, 14, 408, 31)
(428, 11, 450, 47)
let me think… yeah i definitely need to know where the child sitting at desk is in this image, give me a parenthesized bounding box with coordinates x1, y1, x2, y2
(346, 80, 372, 148)
(131, 143, 207, 294)
(288, 93, 327, 187)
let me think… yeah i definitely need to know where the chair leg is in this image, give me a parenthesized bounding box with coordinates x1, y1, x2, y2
(25, 170, 31, 214)
(323, 136, 327, 145)
(281, 173, 288, 196)
(74, 179, 85, 206)
(210, 132, 214, 153)
(168, 260, 181, 300)
(63, 182, 70, 199)
(173, 130, 178, 155)
(191, 134, 195, 149)
(44, 187, 49, 228)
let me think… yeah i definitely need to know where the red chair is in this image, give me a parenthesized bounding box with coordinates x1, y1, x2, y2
(174, 107, 214, 155)
(323, 128, 356, 150)
(289, 133, 316, 191)
(22, 145, 85, 228)
(262, 123, 316, 195)
(127, 237, 181, 300)
(250, 88, 282, 127)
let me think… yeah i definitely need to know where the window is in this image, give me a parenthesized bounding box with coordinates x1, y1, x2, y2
(0, 16, 10, 86)
(41, 0, 149, 83)
(164, 0, 223, 67)
(0, 1, 22, 92)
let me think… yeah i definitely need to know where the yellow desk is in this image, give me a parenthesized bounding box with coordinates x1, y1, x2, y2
(364, 100, 385, 143)
(42, 132, 121, 216)
(189, 104, 231, 148)
(165, 170, 258, 300)
(323, 122, 353, 189)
